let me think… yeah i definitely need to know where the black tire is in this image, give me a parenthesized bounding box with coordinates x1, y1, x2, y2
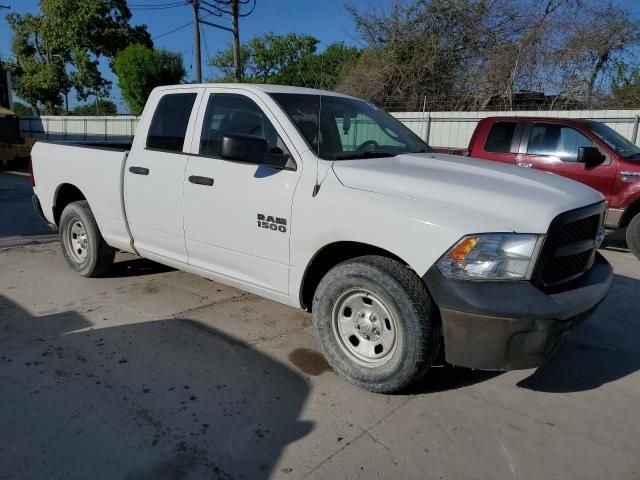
(59, 200, 115, 277)
(626, 213, 640, 260)
(312, 255, 441, 393)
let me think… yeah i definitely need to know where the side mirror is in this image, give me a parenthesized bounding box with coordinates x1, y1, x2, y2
(577, 146, 606, 169)
(220, 134, 290, 169)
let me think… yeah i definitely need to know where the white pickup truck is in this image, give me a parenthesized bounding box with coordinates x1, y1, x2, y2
(31, 84, 613, 393)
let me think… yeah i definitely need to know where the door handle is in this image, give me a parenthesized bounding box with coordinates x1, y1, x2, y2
(129, 166, 149, 175)
(517, 163, 533, 168)
(188, 175, 214, 186)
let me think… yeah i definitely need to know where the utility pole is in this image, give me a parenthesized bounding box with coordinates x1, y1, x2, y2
(230, 0, 241, 83)
(196, 0, 255, 83)
(191, 0, 202, 83)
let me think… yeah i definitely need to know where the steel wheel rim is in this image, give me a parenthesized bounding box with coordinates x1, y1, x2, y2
(331, 289, 398, 367)
(65, 218, 89, 263)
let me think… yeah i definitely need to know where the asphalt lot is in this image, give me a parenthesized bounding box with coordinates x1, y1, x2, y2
(1, 171, 639, 479)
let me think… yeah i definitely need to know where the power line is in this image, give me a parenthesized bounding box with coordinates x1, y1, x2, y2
(130, 2, 188, 11)
(129, 1, 185, 7)
(151, 11, 213, 40)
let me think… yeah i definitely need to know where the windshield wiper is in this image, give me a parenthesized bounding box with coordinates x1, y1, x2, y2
(334, 150, 398, 160)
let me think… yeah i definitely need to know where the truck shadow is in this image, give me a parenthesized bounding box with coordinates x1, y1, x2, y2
(412, 273, 640, 395)
(517, 273, 640, 393)
(0, 295, 312, 480)
(102, 257, 175, 278)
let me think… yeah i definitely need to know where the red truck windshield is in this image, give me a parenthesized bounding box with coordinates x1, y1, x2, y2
(585, 121, 640, 159)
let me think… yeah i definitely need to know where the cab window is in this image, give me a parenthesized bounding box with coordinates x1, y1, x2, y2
(527, 123, 593, 161)
(146, 93, 197, 152)
(484, 122, 517, 153)
(199, 93, 289, 158)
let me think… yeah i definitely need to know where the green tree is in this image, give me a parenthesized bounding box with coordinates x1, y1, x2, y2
(11, 102, 34, 117)
(611, 62, 640, 107)
(113, 45, 186, 115)
(281, 43, 360, 89)
(5, 0, 150, 113)
(209, 33, 359, 88)
(71, 99, 118, 116)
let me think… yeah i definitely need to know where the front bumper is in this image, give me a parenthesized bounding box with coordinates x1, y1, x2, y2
(423, 252, 613, 370)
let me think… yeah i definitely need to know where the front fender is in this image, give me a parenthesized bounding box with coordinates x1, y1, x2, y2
(287, 169, 511, 308)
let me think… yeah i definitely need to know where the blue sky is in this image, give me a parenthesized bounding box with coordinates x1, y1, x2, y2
(0, 0, 371, 111)
(1, 0, 639, 112)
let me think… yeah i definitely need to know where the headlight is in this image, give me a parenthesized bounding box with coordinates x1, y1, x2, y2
(437, 234, 541, 280)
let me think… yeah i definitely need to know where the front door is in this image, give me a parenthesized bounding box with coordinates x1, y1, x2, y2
(183, 89, 301, 299)
(518, 122, 616, 201)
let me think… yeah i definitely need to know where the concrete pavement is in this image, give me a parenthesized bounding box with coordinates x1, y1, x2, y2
(1, 242, 639, 480)
(1, 170, 639, 479)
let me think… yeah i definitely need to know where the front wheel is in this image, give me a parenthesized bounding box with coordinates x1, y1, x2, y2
(59, 200, 115, 277)
(312, 256, 441, 393)
(626, 212, 640, 260)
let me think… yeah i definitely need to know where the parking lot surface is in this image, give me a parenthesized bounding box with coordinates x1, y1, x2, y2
(1, 172, 639, 479)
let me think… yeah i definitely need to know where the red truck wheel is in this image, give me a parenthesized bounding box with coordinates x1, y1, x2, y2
(626, 213, 640, 260)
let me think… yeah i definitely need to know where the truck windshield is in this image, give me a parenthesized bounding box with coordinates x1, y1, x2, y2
(270, 93, 431, 160)
(585, 121, 640, 159)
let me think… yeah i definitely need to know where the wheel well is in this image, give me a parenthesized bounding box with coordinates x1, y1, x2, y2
(620, 198, 640, 228)
(300, 241, 407, 311)
(53, 184, 86, 226)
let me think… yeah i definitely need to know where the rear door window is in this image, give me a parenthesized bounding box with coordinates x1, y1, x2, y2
(146, 93, 197, 152)
(484, 122, 517, 153)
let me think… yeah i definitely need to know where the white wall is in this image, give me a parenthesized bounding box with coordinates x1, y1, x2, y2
(19, 110, 640, 149)
(392, 110, 640, 149)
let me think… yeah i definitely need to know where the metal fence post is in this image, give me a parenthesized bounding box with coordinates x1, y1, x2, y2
(424, 114, 431, 144)
(63, 116, 67, 141)
(632, 115, 640, 145)
(45, 118, 49, 141)
(104, 117, 108, 141)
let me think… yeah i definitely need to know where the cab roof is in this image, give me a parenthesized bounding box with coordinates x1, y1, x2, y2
(153, 83, 355, 98)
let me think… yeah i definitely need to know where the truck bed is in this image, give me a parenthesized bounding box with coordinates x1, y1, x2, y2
(30, 141, 134, 252)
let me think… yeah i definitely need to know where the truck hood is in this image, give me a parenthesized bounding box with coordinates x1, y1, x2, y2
(332, 153, 604, 233)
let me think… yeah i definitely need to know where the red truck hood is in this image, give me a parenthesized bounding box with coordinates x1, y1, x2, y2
(332, 152, 605, 233)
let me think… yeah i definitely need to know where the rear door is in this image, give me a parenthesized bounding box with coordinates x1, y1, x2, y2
(124, 89, 202, 264)
(182, 88, 301, 299)
(518, 122, 616, 201)
(470, 120, 522, 165)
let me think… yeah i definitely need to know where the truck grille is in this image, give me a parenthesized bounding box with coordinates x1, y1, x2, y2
(533, 203, 604, 290)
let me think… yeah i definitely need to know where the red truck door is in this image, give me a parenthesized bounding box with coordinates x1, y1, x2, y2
(517, 122, 616, 202)
(469, 120, 522, 165)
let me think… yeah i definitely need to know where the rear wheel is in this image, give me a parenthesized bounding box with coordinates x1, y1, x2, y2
(59, 200, 115, 277)
(626, 213, 640, 260)
(312, 256, 440, 393)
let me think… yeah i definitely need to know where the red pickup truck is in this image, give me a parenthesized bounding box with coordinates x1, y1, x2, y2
(437, 117, 640, 259)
